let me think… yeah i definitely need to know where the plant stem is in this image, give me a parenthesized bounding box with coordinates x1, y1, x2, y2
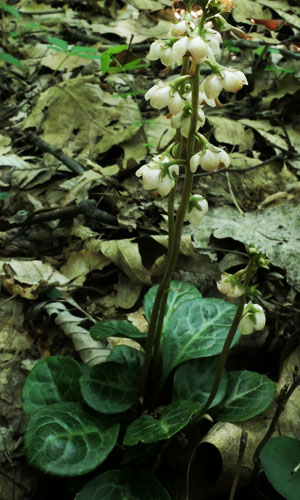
(139, 64, 201, 400)
(201, 294, 246, 413)
(200, 261, 254, 414)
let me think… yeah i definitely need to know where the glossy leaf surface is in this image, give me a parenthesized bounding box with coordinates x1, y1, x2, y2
(75, 469, 171, 500)
(173, 357, 228, 408)
(80, 361, 139, 414)
(261, 436, 300, 500)
(124, 400, 202, 446)
(213, 370, 276, 422)
(25, 402, 119, 476)
(90, 320, 146, 340)
(22, 356, 83, 415)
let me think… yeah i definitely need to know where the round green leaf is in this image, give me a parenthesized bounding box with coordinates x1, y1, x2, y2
(25, 402, 120, 476)
(261, 436, 300, 500)
(90, 320, 146, 340)
(80, 361, 139, 414)
(213, 371, 276, 422)
(123, 400, 202, 446)
(22, 356, 83, 415)
(160, 297, 239, 381)
(173, 357, 228, 409)
(144, 280, 202, 323)
(75, 470, 171, 500)
(108, 345, 144, 368)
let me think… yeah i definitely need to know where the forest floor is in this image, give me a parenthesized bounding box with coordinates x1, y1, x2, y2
(1, 0, 300, 499)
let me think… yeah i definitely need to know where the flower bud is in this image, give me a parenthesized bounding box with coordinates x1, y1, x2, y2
(217, 273, 245, 299)
(238, 303, 266, 335)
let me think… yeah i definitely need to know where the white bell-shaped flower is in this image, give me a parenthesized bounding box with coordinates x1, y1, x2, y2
(203, 68, 248, 99)
(148, 40, 174, 66)
(145, 83, 170, 109)
(136, 157, 179, 196)
(222, 68, 248, 93)
(172, 35, 209, 65)
(169, 19, 193, 37)
(145, 82, 184, 115)
(171, 108, 205, 138)
(203, 74, 223, 99)
(185, 194, 208, 225)
(190, 146, 230, 173)
(203, 28, 223, 56)
(238, 303, 266, 335)
(217, 273, 245, 299)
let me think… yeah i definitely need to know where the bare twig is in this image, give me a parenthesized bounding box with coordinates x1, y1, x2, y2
(26, 131, 85, 175)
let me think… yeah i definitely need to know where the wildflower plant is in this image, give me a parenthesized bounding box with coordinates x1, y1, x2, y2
(22, 2, 277, 498)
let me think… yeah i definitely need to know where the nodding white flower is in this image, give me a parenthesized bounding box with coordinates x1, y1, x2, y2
(217, 273, 245, 299)
(169, 19, 193, 37)
(136, 156, 179, 196)
(222, 68, 248, 92)
(203, 28, 223, 55)
(172, 35, 209, 65)
(171, 108, 205, 138)
(185, 194, 208, 225)
(203, 74, 224, 99)
(145, 82, 184, 115)
(203, 68, 248, 99)
(238, 303, 266, 335)
(190, 146, 230, 173)
(148, 40, 174, 66)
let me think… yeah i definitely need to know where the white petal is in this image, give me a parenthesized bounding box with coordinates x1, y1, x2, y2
(145, 84, 159, 101)
(170, 20, 191, 37)
(171, 37, 189, 64)
(180, 117, 190, 138)
(160, 47, 174, 66)
(187, 207, 203, 225)
(148, 41, 162, 61)
(222, 69, 248, 93)
(238, 314, 254, 335)
(158, 176, 174, 196)
(203, 74, 223, 99)
(170, 114, 181, 129)
(142, 168, 161, 190)
(216, 149, 230, 168)
(199, 150, 219, 172)
(188, 36, 208, 63)
(190, 153, 200, 173)
(150, 86, 171, 109)
(136, 164, 148, 177)
(168, 92, 184, 115)
(194, 195, 208, 214)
